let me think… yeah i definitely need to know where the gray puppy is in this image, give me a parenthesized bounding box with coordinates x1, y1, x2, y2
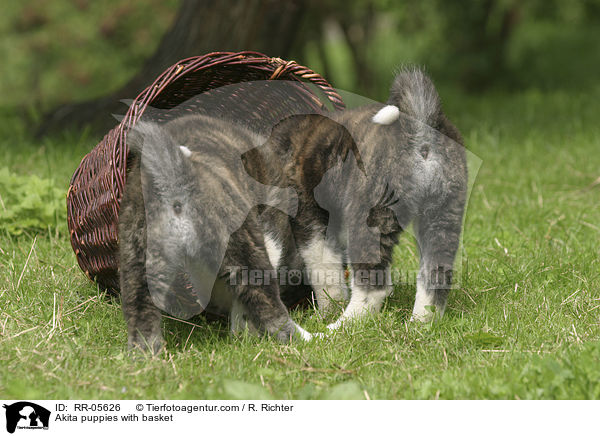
(118, 114, 319, 354)
(244, 67, 468, 329)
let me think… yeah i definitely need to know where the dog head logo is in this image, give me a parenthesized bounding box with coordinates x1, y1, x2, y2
(3, 402, 50, 434)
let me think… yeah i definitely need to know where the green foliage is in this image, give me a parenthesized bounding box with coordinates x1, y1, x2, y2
(302, 0, 600, 96)
(0, 0, 178, 109)
(0, 167, 66, 234)
(2, 0, 600, 112)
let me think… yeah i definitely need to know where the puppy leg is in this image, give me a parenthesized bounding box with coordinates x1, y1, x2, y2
(230, 298, 259, 335)
(327, 264, 392, 330)
(300, 233, 349, 313)
(121, 278, 164, 355)
(119, 205, 163, 355)
(224, 218, 313, 342)
(325, 215, 399, 330)
(412, 198, 464, 322)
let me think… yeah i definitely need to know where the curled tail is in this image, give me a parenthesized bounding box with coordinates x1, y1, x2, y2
(388, 66, 442, 127)
(387, 66, 462, 144)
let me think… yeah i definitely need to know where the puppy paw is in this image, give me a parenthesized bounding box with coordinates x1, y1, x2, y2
(294, 324, 314, 341)
(410, 305, 442, 323)
(326, 319, 343, 331)
(128, 333, 164, 357)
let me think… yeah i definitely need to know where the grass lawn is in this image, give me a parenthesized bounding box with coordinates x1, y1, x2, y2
(1, 86, 599, 400)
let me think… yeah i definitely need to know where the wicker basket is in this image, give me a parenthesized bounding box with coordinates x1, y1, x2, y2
(66, 51, 344, 293)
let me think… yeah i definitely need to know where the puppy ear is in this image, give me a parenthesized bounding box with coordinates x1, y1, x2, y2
(297, 114, 365, 177)
(241, 116, 302, 187)
(241, 146, 276, 186)
(281, 114, 366, 188)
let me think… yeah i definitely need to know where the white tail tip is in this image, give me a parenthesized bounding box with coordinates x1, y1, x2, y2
(372, 105, 400, 125)
(179, 146, 192, 157)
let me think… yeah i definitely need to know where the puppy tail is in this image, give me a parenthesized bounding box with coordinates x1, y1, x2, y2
(387, 66, 442, 128)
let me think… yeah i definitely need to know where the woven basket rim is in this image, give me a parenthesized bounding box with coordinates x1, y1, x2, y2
(119, 50, 343, 130)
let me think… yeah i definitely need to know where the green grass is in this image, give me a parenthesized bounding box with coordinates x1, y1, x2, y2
(1, 87, 600, 400)
(0, 0, 177, 109)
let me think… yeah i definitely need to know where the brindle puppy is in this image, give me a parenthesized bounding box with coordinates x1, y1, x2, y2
(118, 114, 327, 354)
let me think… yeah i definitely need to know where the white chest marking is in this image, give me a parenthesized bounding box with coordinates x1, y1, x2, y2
(264, 234, 282, 270)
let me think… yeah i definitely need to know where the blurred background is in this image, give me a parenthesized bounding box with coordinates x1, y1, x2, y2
(2, 0, 600, 135)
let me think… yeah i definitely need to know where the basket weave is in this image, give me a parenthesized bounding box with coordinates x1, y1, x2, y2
(66, 51, 344, 293)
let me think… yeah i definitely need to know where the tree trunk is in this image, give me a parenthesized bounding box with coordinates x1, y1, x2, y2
(37, 0, 306, 136)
